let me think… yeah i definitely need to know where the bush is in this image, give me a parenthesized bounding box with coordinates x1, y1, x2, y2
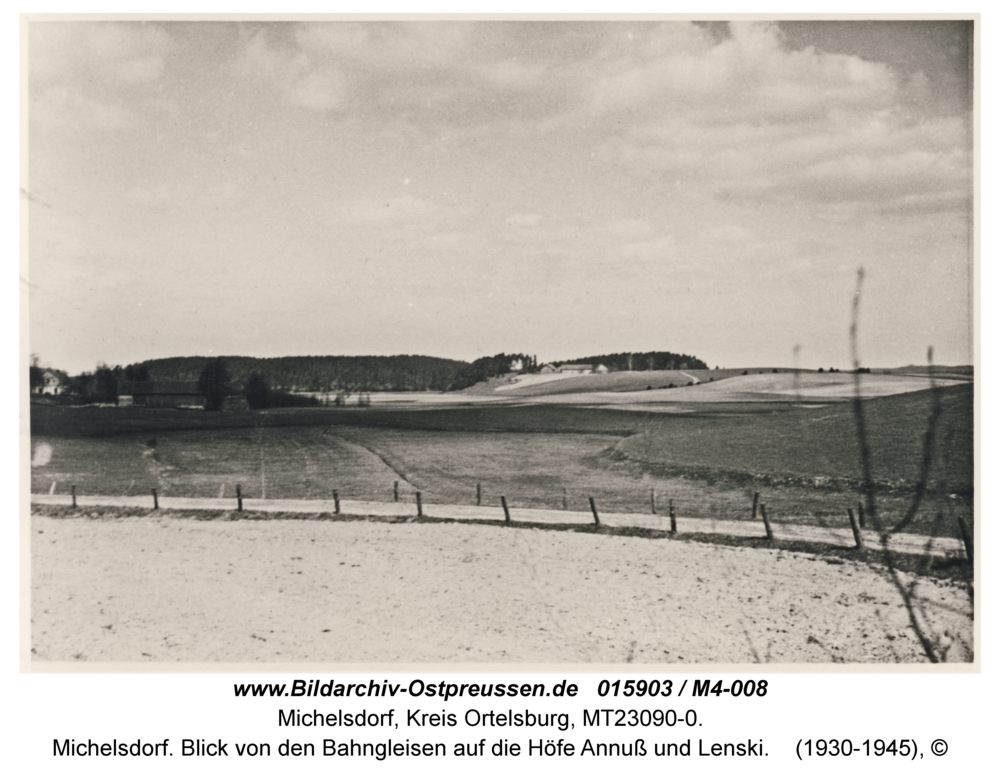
(243, 371, 320, 409)
(267, 390, 321, 409)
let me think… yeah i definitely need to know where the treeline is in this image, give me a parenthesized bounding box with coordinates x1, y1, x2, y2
(56, 363, 150, 404)
(133, 355, 471, 393)
(40, 348, 712, 403)
(556, 351, 709, 371)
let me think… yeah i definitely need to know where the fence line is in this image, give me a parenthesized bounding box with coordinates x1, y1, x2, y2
(30, 487, 965, 560)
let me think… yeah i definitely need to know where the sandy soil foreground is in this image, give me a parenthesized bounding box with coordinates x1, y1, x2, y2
(30, 514, 972, 664)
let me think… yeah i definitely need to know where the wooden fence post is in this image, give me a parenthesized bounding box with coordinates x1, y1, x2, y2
(394, 481, 399, 503)
(589, 497, 600, 526)
(562, 487, 568, 510)
(669, 499, 676, 534)
(501, 495, 511, 524)
(847, 508, 864, 549)
(333, 489, 340, 515)
(236, 484, 243, 512)
(857, 501, 866, 529)
(650, 488, 657, 514)
(956, 515, 973, 565)
(416, 492, 423, 518)
(760, 502, 773, 540)
(751, 491, 759, 521)
(71, 484, 77, 509)
(152, 488, 159, 510)
(476, 483, 482, 506)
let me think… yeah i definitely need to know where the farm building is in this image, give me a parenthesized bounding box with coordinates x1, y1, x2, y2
(539, 363, 608, 375)
(37, 370, 64, 395)
(118, 380, 206, 409)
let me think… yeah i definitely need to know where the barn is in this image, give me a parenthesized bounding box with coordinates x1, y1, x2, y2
(118, 380, 206, 409)
(38, 370, 64, 395)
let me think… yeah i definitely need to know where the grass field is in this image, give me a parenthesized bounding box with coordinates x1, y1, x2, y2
(485, 368, 764, 395)
(618, 384, 972, 490)
(478, 369, 967, 399)
(30, 381, 973, 541)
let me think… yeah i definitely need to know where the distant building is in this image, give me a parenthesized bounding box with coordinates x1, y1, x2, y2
(38, 370, 63, 395)
(537, 363, 608, 375)
(118, 380, 206, 409)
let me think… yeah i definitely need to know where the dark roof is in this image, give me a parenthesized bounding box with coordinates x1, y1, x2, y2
(118, 380, 203, 396)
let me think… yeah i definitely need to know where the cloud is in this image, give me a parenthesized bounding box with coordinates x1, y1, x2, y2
(707, 116, 969, 211)
(29, 22, 170, 86)
(481, 20, 965, 216)
(233, 31, 348, 113)
(247, 21, 968, 217)
(31, 86, 138, 132)
(293, 21, 473, 72)
(233, 22, 595, 123)
(28, 22, 172, 134)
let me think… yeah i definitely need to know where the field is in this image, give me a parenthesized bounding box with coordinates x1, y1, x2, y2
(30, 380, 973, 538)
(477, 369, 967, 400)
(31, 513, 972, 663)
(29, 374, 974, 664)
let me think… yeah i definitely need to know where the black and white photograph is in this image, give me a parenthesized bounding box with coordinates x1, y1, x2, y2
(24, 16, 976, 666)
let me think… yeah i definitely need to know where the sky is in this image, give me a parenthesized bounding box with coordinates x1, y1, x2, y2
(25, 18, 975, 375)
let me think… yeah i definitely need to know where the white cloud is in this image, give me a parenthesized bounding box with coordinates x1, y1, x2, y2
(234, 32, 347, 113)
(29, 22, 170, 86)
(28, 22, 172, 135)
(294, 21, 473, 72)
(31, 86, 138, 133)
(543, 21, 969, 215)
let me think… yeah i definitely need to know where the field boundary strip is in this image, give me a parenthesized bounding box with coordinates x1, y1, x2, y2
(29, 493, 962, 558)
